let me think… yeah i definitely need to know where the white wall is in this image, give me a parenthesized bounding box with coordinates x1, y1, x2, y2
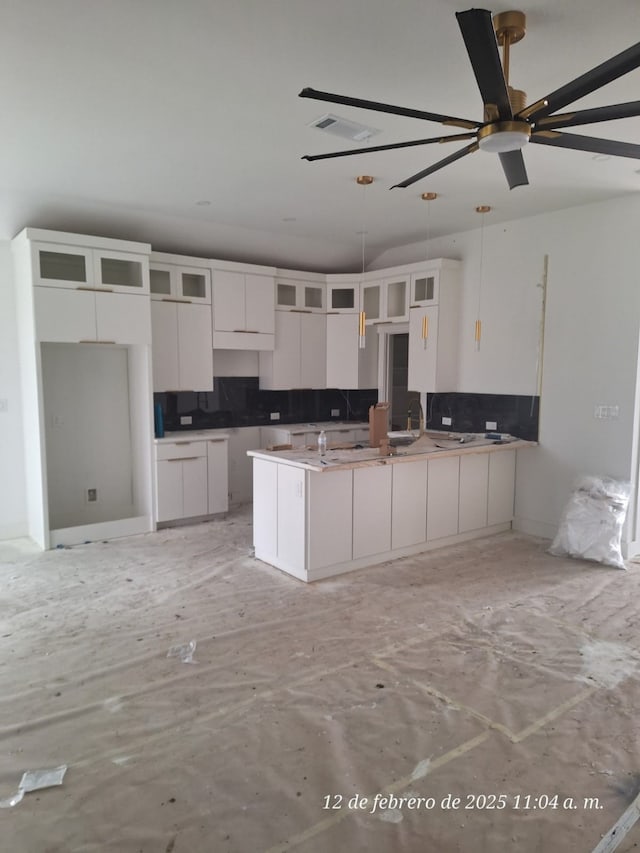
(0, 241, 27, 538)
(373, 195, 640, 545)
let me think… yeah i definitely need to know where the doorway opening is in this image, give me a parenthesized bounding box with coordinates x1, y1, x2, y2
(378, 326, 420, 431)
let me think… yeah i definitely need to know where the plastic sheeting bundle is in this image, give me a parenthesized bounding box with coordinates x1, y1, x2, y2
(549, 475, 632, 569)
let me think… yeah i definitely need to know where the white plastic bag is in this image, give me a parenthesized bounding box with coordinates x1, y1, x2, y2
(549, 476, 631, 569)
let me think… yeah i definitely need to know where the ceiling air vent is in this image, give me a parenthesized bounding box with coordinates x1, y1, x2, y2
(309, 113, 381, 142)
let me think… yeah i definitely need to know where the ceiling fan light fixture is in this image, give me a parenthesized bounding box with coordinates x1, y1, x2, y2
(478, 121, 531, 153)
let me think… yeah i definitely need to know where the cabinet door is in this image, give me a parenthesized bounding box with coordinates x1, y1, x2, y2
(326, 313, 358, 388)
(353, 465, 392, 559)
(361, 282, 381, 322)
(34, 287, 96, 342)
(268, 312, 301, 389)
(33, 243, 93, 288)
(156, 459, 184, 522)
(488, 450, 516, 526)
(182, 456, 208, 518)
(96, 292, 151, 344)
(408, 305, 438, 392)
(179, 266, 211, 304)
(411, 271, 439, 306)
(427, 455, 459, 540)
(151, 301, 180, 391)
(207, 438, 229, 514)
(327, 282, 358, 313)
(458, 453, 489, 533)
(245, 274, 275, 334)
(212, 269, 245, 331)
(177, 303, 213, 391)
(277, 465, 306, 570)
(300, 313, 326, 389)
(384, 276, 409, 321)
(308, 469, 353, 571)
(95, 250, 148, 293)
(392, 459, 428, 548)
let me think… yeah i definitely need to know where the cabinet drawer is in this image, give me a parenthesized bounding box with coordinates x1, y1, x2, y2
(156, 440, 207, 461)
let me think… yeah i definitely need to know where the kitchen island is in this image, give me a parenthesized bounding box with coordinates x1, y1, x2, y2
(248, 435, 535, 582)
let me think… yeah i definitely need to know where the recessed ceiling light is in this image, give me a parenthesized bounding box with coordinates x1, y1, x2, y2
(592, 154, 611, 162)
(282, 217, 297, 222)
(196, 200, 211, 206)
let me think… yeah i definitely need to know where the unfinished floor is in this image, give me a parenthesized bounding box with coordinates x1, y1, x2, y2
(1, 507, 639, 853)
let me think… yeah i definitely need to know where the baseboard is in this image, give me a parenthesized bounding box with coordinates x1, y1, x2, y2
(512, 516, 555, 540)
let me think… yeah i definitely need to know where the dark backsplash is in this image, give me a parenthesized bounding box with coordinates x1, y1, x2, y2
(426, 392, 539, 441)
(155, 380, 539, 440)
(155, 378, 378, 431)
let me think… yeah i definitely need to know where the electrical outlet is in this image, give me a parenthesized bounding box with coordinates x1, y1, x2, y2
(87, 488, 97, 503)
(0, 398, 8, 413)
(270, 412, 280, 421)
(594, 405, 620, 420)
(180, 415, 192, 425)
(331, 409, 340, 417)
(442, 416, 452, 426)
(486, 421, 497, 431)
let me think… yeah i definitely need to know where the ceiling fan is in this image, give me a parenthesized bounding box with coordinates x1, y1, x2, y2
(299, 8, 640, 190)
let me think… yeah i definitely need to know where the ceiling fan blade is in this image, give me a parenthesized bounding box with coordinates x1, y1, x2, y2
(530, 130, 640, 159)
(299, 87, 479, 130)
(535, 101, 640, 130)
(391, 142, 479, 189)
(522, 41, 640, 123)
(302, 132, 477, 162)
(455, 9, 512, 121)
(498, 150, 529, 189)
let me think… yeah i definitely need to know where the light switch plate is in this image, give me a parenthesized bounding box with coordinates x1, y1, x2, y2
(442, 416, 452, 426)
(180, 415, 192, 425)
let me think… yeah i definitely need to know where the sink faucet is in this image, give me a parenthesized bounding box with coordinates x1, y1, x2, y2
(406, 400, 424, 434)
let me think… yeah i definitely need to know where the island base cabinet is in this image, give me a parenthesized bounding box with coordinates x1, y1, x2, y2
(253, 459, 278, 559)
(308, 469, 353, 571)
(277, 465, 306, 572)
(459, 453, 489, 533)
(392, 459, 428, 549)
(426, 456, 460, 540)
(353, 465, 392, 559)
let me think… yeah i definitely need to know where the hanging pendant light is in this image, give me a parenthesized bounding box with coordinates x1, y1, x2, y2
(475, 205, 491, 351)
(420, 192, 437, 349)
(356, 175, 373, 349)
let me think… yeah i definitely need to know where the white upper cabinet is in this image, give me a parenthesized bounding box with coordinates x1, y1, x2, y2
(275, 274, 325, 313)
(149, 253, 213, 391)
(361, 276, 409, 325)
(259, 311, 326, 390)
(326, 314, 377, 390)
(326, 276, 360, 314)
(149, 253, 211, 304)
(24, 229, 152, 345)
(212, 264, 276, 350)
(410, 270, 439, 306)
(33, 238, 149, 294)
(407, 260, 461, 393)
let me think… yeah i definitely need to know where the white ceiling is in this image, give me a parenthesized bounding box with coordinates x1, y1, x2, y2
(2, 0, 640, 272)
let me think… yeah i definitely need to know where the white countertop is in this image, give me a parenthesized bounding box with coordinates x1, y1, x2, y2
(154, 429, 230, 444)
(248, 434, 535, 472)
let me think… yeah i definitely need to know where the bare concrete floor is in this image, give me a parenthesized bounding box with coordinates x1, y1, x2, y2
(1, 507, 639, 852)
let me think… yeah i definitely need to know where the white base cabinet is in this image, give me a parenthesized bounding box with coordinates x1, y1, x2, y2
(154, 434, 229, 524)
(251, 447, 519, 582)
